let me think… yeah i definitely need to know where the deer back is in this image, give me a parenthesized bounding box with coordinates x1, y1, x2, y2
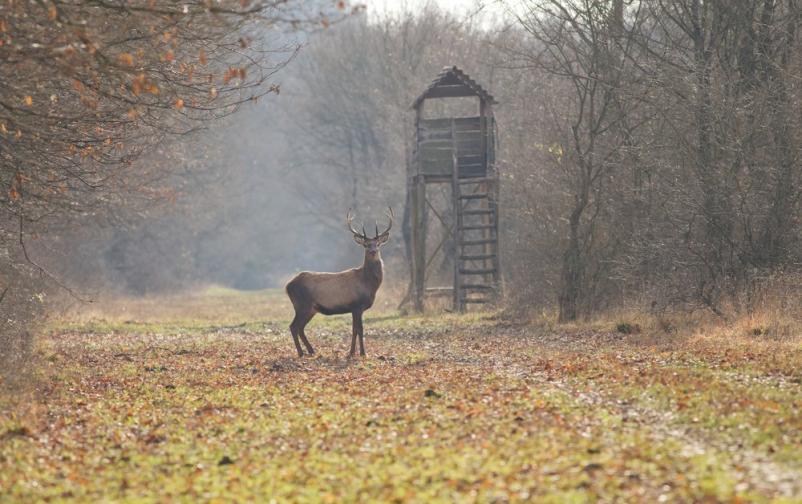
(287, 268, 378, 315)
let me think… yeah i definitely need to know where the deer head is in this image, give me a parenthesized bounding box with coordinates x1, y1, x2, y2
(347, 207, 393, 260)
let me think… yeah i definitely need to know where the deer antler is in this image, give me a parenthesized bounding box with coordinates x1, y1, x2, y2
(348, 208, 393, 239)
(346, 209, 368, 239)
(376, 207, 393, 238)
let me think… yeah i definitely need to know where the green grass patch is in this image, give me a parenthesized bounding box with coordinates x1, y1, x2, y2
(3, 288, 802, 501)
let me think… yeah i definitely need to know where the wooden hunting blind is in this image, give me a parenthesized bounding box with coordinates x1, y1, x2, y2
(409, 66, 501, 312)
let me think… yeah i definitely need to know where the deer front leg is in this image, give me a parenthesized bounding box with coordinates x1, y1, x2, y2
(349, 311, 358, 357)
(355, 311, 365, 357)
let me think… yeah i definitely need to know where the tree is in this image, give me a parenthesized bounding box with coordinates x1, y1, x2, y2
(509, 0, 644, 321)
(0, 0, 352, 382)
(623, 0, 802, 314)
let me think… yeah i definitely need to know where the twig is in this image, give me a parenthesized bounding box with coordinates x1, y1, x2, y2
(18, 216, 94, 303)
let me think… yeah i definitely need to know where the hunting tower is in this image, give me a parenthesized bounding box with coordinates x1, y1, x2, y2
(409, 66, 501, 312)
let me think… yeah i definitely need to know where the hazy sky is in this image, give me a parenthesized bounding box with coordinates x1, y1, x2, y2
(366, 0, 510, 19)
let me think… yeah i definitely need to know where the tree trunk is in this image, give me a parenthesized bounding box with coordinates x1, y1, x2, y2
(558, 214, 583, 322)
(558, 188, 588, 322)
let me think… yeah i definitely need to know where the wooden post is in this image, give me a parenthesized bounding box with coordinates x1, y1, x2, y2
(451, 119, 463, 312)
(410, 102, 424, 312)
(478, 99, 491, 294)
(491, 176, 501, 299)
(487, 109, 502, 299)
(479, 99, 488, 175)
(411, 174, 426, 312)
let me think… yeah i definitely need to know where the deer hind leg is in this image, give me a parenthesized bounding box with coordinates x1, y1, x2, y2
(289, 313, 305, 357)
(290, 310, 316, 357)
(298, 312, 316, 355)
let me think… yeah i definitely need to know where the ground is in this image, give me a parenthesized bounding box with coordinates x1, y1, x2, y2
(1, 288, 802, 502)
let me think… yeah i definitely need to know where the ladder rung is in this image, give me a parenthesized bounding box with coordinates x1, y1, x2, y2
(460, 254, 496, 261)
(461, 239, 496, 246)
(424, 287, 453, 297)
(460, 225, 495, 231)
(461, 298, 493, 304)
(461, 284, 495, 290)
(459, 193, 488, 200)
(457, 177, 494, 185)
(463, 210, 494, 216)
(460, 268, 497, 275)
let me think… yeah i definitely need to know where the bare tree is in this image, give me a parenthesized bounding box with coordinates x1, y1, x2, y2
(0, 0, 351, 382)
(508, 0, 645, 321)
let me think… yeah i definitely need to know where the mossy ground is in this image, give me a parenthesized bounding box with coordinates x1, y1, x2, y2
(2, 288, 802, 502)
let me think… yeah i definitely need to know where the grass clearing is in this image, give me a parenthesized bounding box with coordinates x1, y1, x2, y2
(2, 288, 802, 502)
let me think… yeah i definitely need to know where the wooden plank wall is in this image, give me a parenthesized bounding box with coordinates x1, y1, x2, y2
(417, 117, 488, 178)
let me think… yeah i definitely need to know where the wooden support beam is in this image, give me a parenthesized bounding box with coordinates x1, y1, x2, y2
(422, 225, 449, 283)
(451, 118, 463, 313)
(425, 287, 453, 297)
(411, 175, 426, 312)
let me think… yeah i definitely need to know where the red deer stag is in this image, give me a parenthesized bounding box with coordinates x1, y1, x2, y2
(285, 208, 393, 357)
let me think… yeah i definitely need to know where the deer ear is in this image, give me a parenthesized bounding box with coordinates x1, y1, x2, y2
(377, 233, 390, 245)
(353, 235, 366, 246)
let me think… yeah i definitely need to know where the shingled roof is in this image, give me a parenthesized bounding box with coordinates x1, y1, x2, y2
(411, 66, 497, 110)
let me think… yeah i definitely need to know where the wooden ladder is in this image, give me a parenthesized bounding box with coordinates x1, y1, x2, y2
(451, 120, 500, 312)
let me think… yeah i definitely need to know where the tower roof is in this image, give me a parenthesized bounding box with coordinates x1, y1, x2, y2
(411, 66, 497, 110)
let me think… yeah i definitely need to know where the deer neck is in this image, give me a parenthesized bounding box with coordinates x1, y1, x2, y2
(361, 252, 383, 290)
